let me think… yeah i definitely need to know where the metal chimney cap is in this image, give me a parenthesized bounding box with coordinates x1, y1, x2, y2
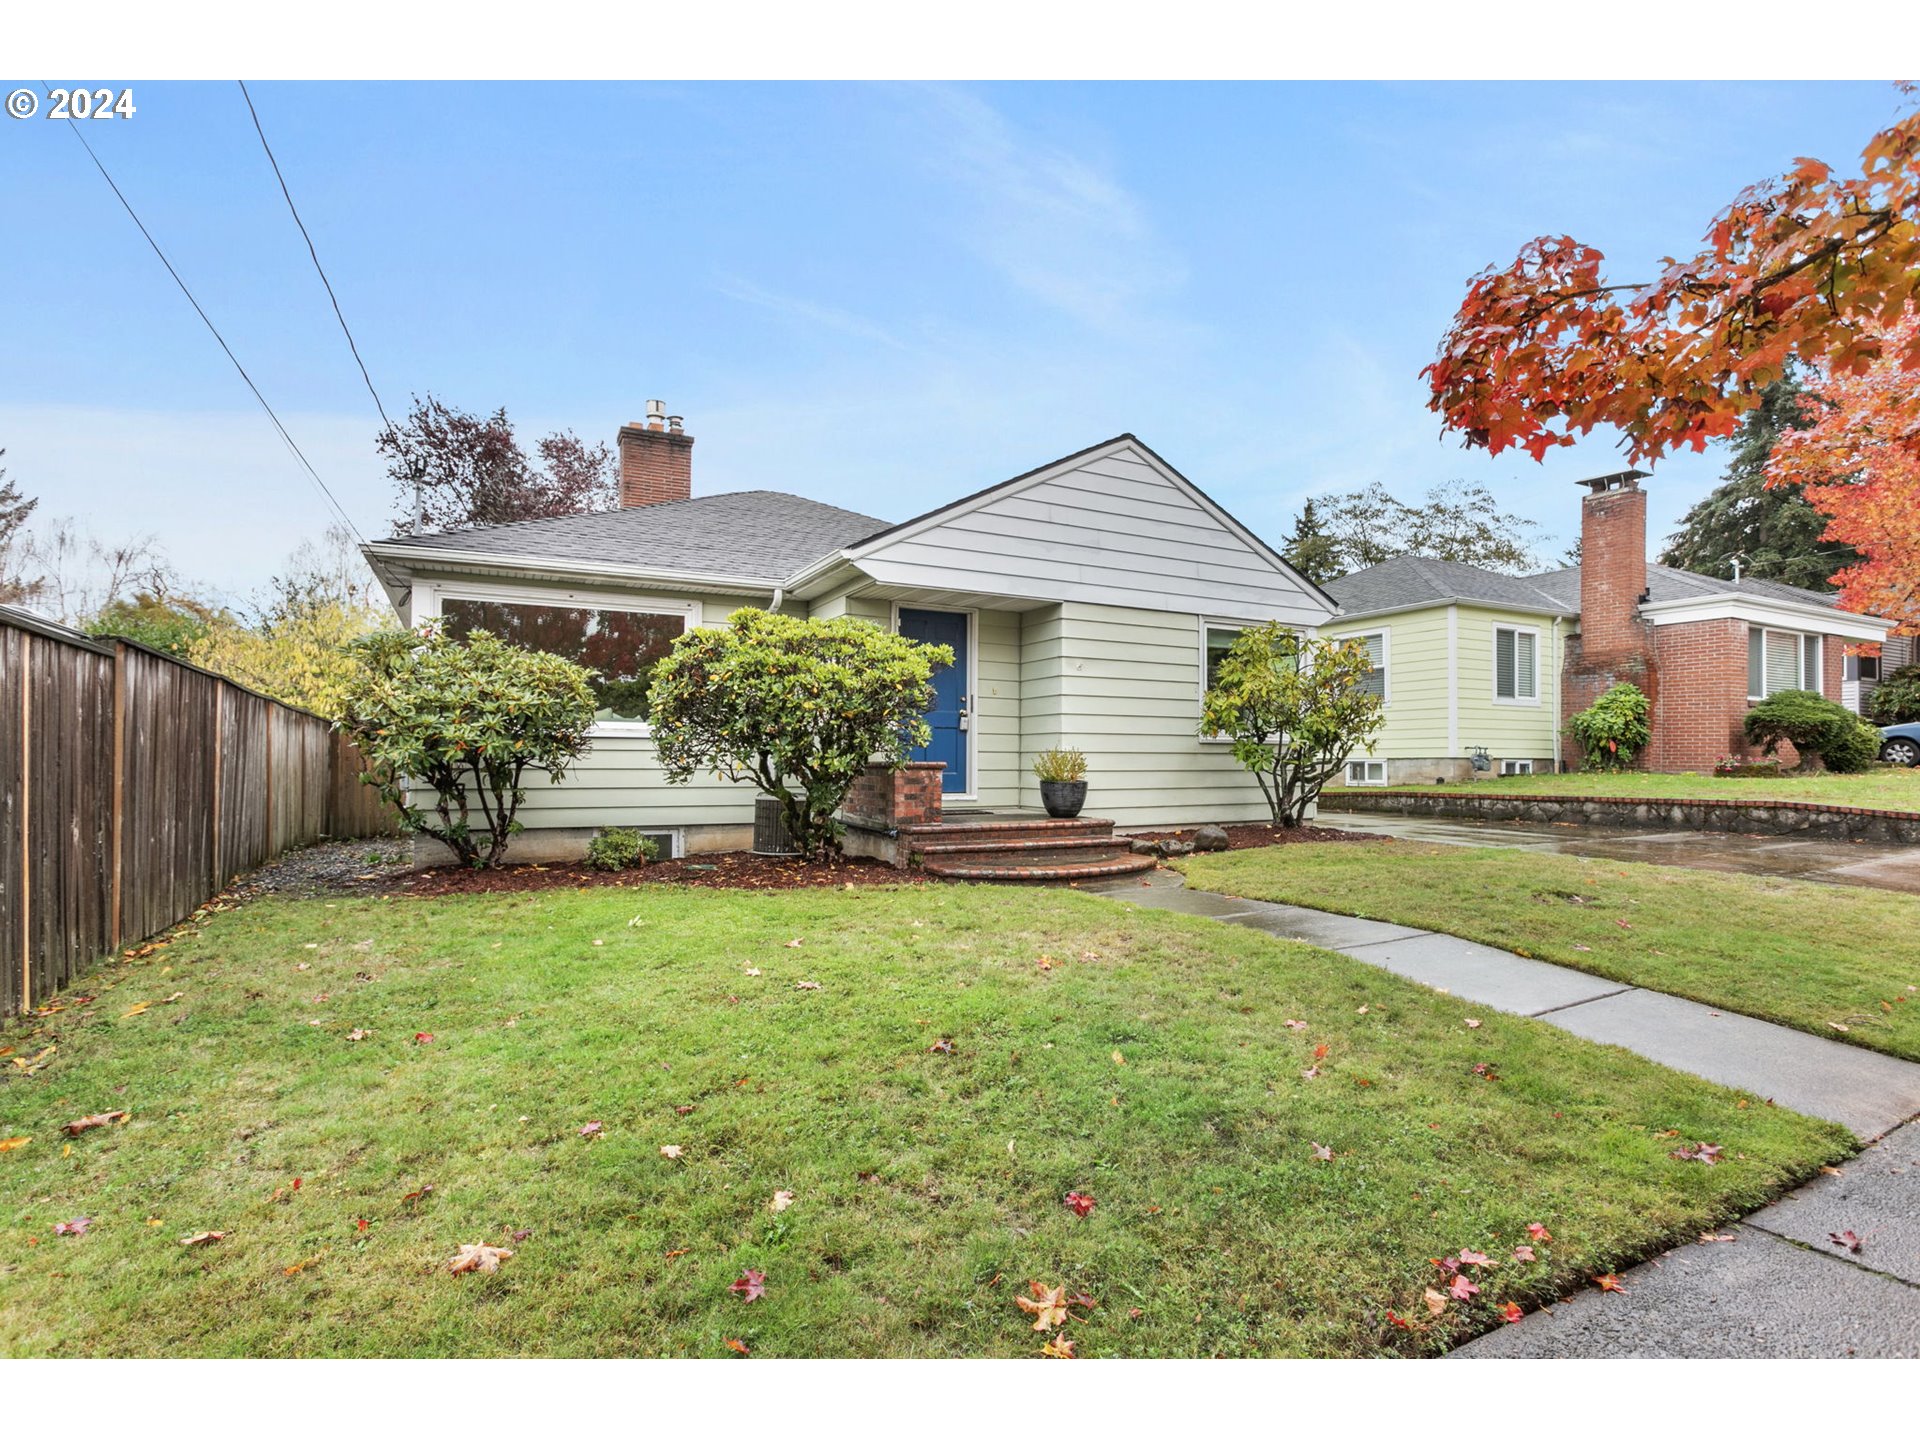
(645, 399, 666, 419)
(1575, 468, 1650, 494)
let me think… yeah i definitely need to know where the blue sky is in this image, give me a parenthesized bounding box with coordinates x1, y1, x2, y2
(0, 79, 1907, 603)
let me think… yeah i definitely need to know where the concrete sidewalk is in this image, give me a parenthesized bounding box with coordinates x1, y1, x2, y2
(1082, 869, 1920, 1356)
(1086, 869, 1920, 1139)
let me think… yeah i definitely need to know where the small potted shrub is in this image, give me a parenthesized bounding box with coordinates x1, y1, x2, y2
(1032, 748, 1089, 819)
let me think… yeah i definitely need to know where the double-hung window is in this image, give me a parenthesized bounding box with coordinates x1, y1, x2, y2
(433, 589, 695, 732)
(1352, 631, 1388, 703)
(1747, 627, 1822, 700)
(1493, 625, 1538, 704)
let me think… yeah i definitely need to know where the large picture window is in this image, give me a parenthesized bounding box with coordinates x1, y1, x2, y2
(438, 596, 688, 724)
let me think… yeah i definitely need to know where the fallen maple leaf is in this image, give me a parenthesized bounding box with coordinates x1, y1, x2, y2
(1016, 1281, 1069, 1331)
(1040, 1336, 1078, 1358)
(730, 1268, 766, 1302)
(1312, 1043, 1329, 1061)
(724, 1337, 751, 1356)
(744, 967, 762, 977)
(414, 1032, 435, 1044)
(1300, 1066, 1321, 1080)
(659, 1145, 684, 1159)
(1828, 1230, 1863, 1254)
(1386, 1309, 1412, 1329)
(1526, 1223, 1553, 1242)
(579, 1121, 604, 1138)
(1423, 1287, 1448, 1317)
(1356, 1005, 1370, 1015)
(1592, 1273, 1626, 1293)
(346, 1028, 372, 1042)
(1448, 1274, 1479, 1301)
(795, 980, 821, 991)
(448, 1242, 513, 1275)
(0, 1136, 30, 1152)
(60, 1111, 129, 1136)
(53, 1217, 92, 1236)
(180, 1230, 229, 1246)
(1111, 1049, 1126, 1065)
(1283, 1019, 1308, 1031)
(1310, 1143, 1333, 1162)
(1499, 1301, 1524, 1324)
(1456, 1249, 1492, 1266)
(1513, 1244, 1536, 1263)
(1063, 1191, 1097, 1217)
(1464, 1018, 1482, 1029)
(1669, 1142, 1723, 1165)
(784, 939, 803, 948)
(770, 1190, 795, 1213)
(927, 1038, 955, 1055)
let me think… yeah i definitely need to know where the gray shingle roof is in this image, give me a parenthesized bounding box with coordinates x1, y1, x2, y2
(1525, 564, 1842, 611)
(1325, 556, 1575, 619)
(378, 490, 891, 584)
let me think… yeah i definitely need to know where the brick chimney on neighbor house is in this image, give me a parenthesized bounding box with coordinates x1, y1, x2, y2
(1576, 469, 1652, 663)
(617, 400, 693, 507)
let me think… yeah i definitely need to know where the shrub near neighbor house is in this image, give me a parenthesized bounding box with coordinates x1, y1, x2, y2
(648, 609, 950, 858)
(1743, 689, 1882, 773)
(339, 625, 599, 868)
(1568, 683, 1651, 771)
(1865, 663, 1920, 725)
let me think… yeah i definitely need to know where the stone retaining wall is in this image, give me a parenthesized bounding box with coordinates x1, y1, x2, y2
(1319, 789, 1920, 844)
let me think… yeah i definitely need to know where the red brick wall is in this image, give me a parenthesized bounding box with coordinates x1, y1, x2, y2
(1642, 618, 1750, 772)
(840, 762, 945, 828)
(617, 420, 694, 507)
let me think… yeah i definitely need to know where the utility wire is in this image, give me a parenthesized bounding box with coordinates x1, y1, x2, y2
(54, 88, 366, 543)
(238, 80, 399, 441)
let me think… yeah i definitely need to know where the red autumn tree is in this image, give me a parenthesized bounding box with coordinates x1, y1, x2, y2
(379, 395, 617, 535)
(1768, 310, 1920, 634)
(1425, 98, 1920, 466)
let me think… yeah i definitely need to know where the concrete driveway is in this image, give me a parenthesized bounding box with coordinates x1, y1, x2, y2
(1325, 810, 1920, 895)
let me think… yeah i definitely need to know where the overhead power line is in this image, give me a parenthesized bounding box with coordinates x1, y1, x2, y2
(54, 89, 366, 543)
(237, 80, 400, 442)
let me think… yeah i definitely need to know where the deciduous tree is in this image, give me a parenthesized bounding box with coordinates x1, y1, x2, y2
(1767, 311, 1920, 634)
(1426, 98, 1920, 467)
(1199, 623, 1385, 827)
(1291, 482, 1545, 579)
(379, 395, 617, 535)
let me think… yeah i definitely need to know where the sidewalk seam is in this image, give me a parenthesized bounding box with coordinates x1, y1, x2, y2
(1528, 985, 1639, 1018)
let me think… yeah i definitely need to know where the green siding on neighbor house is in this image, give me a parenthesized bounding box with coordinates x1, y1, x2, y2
(1324, 602, 1561, 773)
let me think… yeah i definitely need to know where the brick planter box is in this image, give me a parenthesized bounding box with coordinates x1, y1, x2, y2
(1319, 788, 1920, 845)
(836, 762, 945, 864)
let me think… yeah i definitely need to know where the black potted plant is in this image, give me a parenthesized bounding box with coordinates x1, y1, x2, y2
(1032, 747, 1089, 819)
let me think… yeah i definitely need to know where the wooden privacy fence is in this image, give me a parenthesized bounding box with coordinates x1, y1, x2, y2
(0, 604, 396, 1021)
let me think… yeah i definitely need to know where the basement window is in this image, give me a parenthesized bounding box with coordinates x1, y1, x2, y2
(1346, 759, 1386, 785)
(1500, 759, 1534, 776)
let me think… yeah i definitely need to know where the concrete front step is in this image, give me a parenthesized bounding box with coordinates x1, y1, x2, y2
(904, 817, 1115, 845)
(918, 851, 1159, 882)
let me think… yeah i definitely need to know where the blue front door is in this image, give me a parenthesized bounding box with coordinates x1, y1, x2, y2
(898, 608, 969, 793)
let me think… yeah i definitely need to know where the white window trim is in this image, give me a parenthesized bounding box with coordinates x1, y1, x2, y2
(1748, 626, 1823, 703)
(1347, 628, 1391, 707)
(1199, 618, 1247, 744)
(414, 578, 700, 738)
(1492, 623, 1542, 707)
(1346, 758, 1387, 786)
(1500, 758, 1535, 776)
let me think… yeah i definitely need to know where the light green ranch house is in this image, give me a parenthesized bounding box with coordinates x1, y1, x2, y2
(364, 409, 1339, 862)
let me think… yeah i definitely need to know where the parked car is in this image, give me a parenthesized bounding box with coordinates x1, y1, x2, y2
(1880, 721, 1920, 767)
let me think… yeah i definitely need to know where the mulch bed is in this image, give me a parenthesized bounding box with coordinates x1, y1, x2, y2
(1125, 822, 1386, 852)
(394, 849, 930, 898)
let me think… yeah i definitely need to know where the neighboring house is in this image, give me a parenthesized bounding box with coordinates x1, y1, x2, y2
(1321, 470, 1898, 783)
(1844, 634, 1916, 714)
(363, 409, 1338, 856)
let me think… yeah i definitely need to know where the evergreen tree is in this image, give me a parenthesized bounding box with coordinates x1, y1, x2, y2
(1281, 497, 1342, 586)
(1658, 376, 1861, 590)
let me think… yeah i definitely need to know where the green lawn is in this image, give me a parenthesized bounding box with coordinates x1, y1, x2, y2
(0, 882, 1847, 1358)
(1186, 844, 1920, 1061)
(1334, 767, 1920, 812)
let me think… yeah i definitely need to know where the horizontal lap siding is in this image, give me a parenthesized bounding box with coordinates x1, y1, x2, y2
(1023, 602, 1271, 826)
(1324, 609, 1451, 759)
(973, 609, 1021, 806)
(1455, 605, 1561, 758)
(856, 445, 1329, 627)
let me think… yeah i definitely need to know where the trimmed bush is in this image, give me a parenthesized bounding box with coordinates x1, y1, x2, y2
(1865, 662, 1920, 725)
(1568, 683, 1651, 771)
(585, 827, 659, 871)
(1743, 689, 1882, 773)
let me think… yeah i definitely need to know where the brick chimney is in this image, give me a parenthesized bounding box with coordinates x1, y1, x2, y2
(617, 400, 693, 507)
(1576, 469, 1651, 662)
